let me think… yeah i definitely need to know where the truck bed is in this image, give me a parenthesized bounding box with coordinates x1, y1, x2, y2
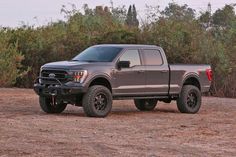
(169, 64, 211, 94)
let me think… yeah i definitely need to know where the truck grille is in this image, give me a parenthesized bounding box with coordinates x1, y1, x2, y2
(40, 69, 69, 84)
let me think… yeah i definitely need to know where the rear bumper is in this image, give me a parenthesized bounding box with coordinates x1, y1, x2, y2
(33, 77, 86, 96)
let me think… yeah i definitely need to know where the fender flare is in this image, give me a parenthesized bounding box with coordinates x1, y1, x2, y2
(181, 72, 201, 89)
(85, 73, 113, 91)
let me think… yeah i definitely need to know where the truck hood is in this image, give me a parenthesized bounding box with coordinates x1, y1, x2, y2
(41, 61, 112, 70)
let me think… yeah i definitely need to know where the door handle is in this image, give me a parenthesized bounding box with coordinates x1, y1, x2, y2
(138, 70, 145, 73)
(161, 70, 168, 73)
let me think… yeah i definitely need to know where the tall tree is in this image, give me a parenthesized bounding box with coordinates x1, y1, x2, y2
(125, 4, 139, 27)
(125, 5, 133, 26)
(132, 5, 139, 27)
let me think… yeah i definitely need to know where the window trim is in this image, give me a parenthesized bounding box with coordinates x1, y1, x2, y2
(141, 49, 164, 66)
(116, 48, 142, 68)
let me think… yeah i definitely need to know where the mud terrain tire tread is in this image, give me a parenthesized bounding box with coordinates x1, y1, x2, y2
(177, 85, 201, 114)
(82, 85, 112, 117)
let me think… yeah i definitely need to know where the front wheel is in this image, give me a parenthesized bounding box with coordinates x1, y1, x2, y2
(134, 99, 158, 111)
(177, 85, 201, 113)
(82, 85, 112, 117)
(39, 96, 67, 113)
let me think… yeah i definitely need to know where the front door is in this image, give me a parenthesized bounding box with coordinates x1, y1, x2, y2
(112, 49, 146, 95)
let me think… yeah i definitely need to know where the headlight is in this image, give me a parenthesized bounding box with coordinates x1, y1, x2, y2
(72, 70, 88, 83)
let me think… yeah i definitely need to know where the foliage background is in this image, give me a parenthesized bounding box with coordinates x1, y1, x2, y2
(0, 3, 236, 97)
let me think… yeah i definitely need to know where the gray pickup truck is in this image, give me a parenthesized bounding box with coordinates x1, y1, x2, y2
(34, 44, 212, 117)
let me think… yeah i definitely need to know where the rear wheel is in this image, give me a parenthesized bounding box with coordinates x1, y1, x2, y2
(39, 96, 67, 113)
(134, 99, 158, 111)
(82, 85, 112, 117)
(177, 85, 201, 113)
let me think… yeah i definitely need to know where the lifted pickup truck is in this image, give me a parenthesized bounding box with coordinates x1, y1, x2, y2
(34, 44, 212, 117)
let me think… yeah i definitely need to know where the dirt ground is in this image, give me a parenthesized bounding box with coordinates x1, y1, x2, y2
(0, 88, 235, 157)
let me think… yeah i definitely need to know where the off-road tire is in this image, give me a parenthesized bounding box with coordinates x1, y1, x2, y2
(82, 85, 112, 117)
(39, 96, 67, 113)
(177, 85, 201, 113)
(134, 99, 158, 111)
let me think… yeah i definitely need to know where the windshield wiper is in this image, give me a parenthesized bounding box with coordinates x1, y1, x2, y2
(71, 59, 80, 62)
(80, 60, 99, 62)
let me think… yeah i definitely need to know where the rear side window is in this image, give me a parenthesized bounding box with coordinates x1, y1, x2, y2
(119, 49, 141, 67)
(142, 49, 163, 65)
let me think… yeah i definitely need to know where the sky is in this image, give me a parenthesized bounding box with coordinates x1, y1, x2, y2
(0, 0, 235, 28)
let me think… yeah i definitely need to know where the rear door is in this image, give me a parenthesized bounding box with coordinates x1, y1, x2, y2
(141, 49, 169, 95)
(113, 49, 146, 95)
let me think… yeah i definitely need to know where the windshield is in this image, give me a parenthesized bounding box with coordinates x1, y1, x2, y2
(72, 46, 123, 62)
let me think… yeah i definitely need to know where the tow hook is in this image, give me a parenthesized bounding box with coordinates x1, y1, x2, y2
(49, 88, 57, 96)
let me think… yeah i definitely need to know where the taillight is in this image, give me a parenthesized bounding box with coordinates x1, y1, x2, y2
(206, 69, 212, 81)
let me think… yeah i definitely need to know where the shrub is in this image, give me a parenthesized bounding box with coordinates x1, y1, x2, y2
(0, 33, 24, 86)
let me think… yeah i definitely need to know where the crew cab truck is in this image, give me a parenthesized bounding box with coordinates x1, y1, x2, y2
(34, 44, 212, 117)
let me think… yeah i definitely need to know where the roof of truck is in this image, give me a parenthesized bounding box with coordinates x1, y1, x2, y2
(93, 44, 159, 49)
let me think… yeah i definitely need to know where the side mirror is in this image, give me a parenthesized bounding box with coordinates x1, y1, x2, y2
(118, 61, 130, 69)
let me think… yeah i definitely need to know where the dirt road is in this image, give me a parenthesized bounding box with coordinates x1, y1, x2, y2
(0, 88, 235, 157)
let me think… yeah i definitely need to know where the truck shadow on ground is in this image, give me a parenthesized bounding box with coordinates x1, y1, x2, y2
(58, 108, 179, 117)
(0, 103, 179, 118)
(111, 108, 179, 116)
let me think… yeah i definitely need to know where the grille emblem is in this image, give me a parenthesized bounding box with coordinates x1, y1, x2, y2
(49, 73, 56, 78)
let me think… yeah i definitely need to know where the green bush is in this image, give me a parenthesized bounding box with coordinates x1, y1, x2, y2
(0, 3, 235, 97)
(0, 34, 24, 86)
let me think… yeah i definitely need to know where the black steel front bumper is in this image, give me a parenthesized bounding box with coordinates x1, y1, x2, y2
(33, 77, 86, 96)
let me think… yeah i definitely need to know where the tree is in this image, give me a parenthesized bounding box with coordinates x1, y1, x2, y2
(0, 35, 25, 87)
(110, 5, 127, 24)
(132, 5, 139, 27)
(125, 5, 133, 26)
(212, 4, 236, 27)
(161, 3, 195, 21)
(125, 4, 139, 27)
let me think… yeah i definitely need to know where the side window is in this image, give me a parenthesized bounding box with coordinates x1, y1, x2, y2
(119, 50, 141, 67)
(142, 49, 163, 65)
